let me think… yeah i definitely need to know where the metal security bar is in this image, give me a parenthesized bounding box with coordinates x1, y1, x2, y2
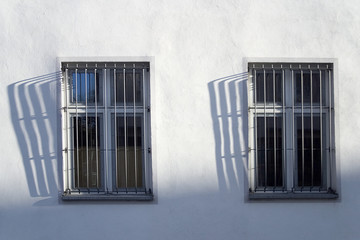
(248, 62, 335, 194)
(61, 61, 152, 199)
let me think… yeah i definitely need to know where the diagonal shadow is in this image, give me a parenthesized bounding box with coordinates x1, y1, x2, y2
(208, 72, 249, 193)
(8, 72, 61, 197)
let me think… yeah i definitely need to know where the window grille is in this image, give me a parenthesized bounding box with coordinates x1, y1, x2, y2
(61, 62, 153, 201)
(248, 62, 338, 199)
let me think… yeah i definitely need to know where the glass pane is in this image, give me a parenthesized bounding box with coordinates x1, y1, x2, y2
(115, 115, 143, 189)
(321, 70, 327, 106)
(71, 71, 101, 104)
(295, 71, 325, 105)
(257, 150, 265, 187)
(313, 116, 322, 186)
(255, 71, 264, 103)
(295, 71, 309, 104)
(255, 70, 282, 104)
(256, 116, 283, 187)
(296, 115, 323, 187)
(312, 72, 320, 104)
(274, 70, 282, 103)
(73, 116, 101, 188)
(256, 117, 265, 149)
(111, 69, 143, 106)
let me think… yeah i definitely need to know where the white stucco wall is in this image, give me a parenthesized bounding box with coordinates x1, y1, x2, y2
(1, 0, 360, 239)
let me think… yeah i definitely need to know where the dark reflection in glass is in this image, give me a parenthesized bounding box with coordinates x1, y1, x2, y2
(111, 69, 143, 106)
(114, 115, 143, 189)
(256, 116, 283, 187)
(255, 70, 282, 104)
(73, 116, 101, 188)
(295, 71, 325, 105)
(296, 115, 322, 187)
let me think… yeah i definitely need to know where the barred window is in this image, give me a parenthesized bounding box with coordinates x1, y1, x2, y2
(248, 62, 338, 199)
(61, 61, 153, 201)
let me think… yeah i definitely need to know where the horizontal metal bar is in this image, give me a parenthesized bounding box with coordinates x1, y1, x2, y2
(62, 62, 149, 70)
(249, 62, 333, 70)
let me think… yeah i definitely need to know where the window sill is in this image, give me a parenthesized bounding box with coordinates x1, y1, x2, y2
(62, 192, 154, 201)
(249, 192, 338, 200)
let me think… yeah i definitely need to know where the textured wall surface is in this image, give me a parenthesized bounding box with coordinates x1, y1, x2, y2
(1, 0, 360, 239)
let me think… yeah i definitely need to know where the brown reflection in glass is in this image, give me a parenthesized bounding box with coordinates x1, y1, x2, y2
(73, 116, 101, 188)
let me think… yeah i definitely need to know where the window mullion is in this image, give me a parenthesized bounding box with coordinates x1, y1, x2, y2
(104, 67, 111, 192)
(284, 68, 294, 191)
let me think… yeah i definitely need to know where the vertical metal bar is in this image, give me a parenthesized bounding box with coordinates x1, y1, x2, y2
(310, 69, 314, 188)
(328, 69, 332, 188)
(114, 66, 118, 189)
(282, 68, 285, 189)
(263, 68, 267, 188)
(85, 67, 89, 189)
(95, 67, 99, 189)
(319, 68, 323, 189)
(273, 68, 276, 188)
(75, 68, 79, 188)
(133, 65, 137, 191)
(142, 67, 147, 191)
(123, 65, 128, 191)
(291, 68, 295, 190)
(301, 68, 304, 189)
(65, 67, 70, 190)
(254, 69, 258, 189)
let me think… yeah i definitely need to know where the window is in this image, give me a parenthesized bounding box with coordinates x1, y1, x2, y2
(61, 61, 153, 200)
(248, 62, 338, 199)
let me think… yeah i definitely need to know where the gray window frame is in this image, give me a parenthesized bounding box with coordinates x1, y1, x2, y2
(247, 61, 338, 200)
(60, 60, 153, 201)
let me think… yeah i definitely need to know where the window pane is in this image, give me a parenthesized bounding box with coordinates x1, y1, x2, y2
(255, 70, 282, 104)
(296, 115, 323, 187)
(71, 71, 101, 104)
(115, 115, 143, 189)
(256, 117, 265, 149)
(73, 116, 101, 188)
(275, 70, 282, 103)
(313, 116, 322, 186)
(295, 71, 325, 105)
(312, 72, 320, 103)
(255, 71, 264, 103)
(111, 70, 143, 106)
(256, 116, 283, 187)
